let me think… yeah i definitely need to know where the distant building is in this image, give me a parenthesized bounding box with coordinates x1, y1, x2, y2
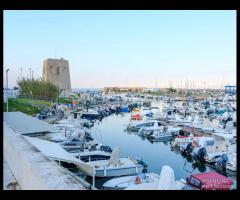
(103, 87, 145, 94)
(143, 88, 160, 92)
(225, 85, 236, 95)
(42, 58, 72, 97)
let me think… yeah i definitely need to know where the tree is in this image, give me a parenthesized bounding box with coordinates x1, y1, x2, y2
(167, 87, 176, 94)
(17, 78, 61, 100)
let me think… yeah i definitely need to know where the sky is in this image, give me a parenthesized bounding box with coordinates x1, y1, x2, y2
(4, 10, 236, 89)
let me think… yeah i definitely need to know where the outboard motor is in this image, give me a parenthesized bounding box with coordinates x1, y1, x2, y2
(136, 158, 148, 169)
(196, 148, 207, 163)
(74, 113, 77, 119)
(233, 122, 236, 127)
(216, 154, 228, 168)
(183, 143, 194, 155)
(84, 132, 93, 141)
(100, 145, 112, 153)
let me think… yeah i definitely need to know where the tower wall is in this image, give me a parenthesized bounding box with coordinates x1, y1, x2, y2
(42, 58, 72, 96)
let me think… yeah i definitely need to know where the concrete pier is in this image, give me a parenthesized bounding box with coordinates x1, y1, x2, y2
(3, 121, 87, 190)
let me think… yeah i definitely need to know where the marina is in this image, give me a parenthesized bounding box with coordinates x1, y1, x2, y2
(4, 93, 237, 190)
(3, 10, 236, 190)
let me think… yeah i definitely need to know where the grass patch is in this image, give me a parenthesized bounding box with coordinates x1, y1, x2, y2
(17, 97, 51, 106)
(57, 98, 73, 104)
(3, 98, 40, 115)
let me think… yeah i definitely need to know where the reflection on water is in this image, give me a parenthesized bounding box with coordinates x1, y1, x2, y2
(76, 100, 236, 189)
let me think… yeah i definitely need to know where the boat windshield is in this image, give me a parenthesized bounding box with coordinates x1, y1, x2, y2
(189, 177, 201, 189)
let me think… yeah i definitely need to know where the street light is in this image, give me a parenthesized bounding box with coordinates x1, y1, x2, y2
(29, 68, 31, 80)
(6, 68, 10, 112)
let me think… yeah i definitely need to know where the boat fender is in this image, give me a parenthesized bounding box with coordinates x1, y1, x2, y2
(134, 176, 141, 184)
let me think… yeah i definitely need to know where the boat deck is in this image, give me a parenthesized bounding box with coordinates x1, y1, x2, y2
(181, 127, 212, 137)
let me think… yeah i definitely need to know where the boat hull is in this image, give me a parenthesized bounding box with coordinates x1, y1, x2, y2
(94, 165, 144, 178)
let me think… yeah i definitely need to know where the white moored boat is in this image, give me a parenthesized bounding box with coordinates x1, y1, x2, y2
(168, 114, 193, 126)
(124, 165, 185, 190)
(83, 147, 146, 178)
(138, 123, 181, 141)
(102, 173, 159, 190)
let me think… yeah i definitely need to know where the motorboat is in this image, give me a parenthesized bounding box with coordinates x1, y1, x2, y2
(73, 148, 112, 162)
(60, 132, 94, 151)
(167, 114, 193, 126)
(138, 124, 181, 140)
(181, 137, 235, 166)
(211, 128, 236, 141)
(175, 136, 214, 151)
(102, 173, 159, 190)
(127, 120, 164, 132)
(81, 147, 146, 178)
(171, 128, 203, 149)
(81, 111, 102, 120)
(124, 165, 185, 190)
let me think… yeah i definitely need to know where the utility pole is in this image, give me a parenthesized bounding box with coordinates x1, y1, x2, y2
(6, 68, 10, 112)
(32, 70, 34, 80)
(20, 67, 22, 79)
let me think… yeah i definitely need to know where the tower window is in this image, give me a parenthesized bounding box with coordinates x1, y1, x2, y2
(56, 67, 60, 75)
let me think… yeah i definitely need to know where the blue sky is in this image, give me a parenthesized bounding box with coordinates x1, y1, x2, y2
(4, 10, 236, 88)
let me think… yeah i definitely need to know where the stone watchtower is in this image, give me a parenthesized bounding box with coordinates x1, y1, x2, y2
(42, 58, 72, 97)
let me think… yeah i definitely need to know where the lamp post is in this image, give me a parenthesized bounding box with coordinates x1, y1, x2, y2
(29, 68, 31, 79)
(6, 68, 10, 112)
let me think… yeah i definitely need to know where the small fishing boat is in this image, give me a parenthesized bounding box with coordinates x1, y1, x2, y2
(83, 147, 147, 178)
(138, 124, 181, 140)
(131, 113, 142, 120)
(124, 165, 185, 190)
(81, 111, 102, 120)
(127, 120, 163, 132)
(102, 173, 159, 190)
(181, 137, 235, 167)
(168, 114, 193, 126)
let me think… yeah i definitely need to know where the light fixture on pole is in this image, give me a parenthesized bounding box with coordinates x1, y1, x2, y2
(29, 68, 31, 79)
(6, 68, 10, 112)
